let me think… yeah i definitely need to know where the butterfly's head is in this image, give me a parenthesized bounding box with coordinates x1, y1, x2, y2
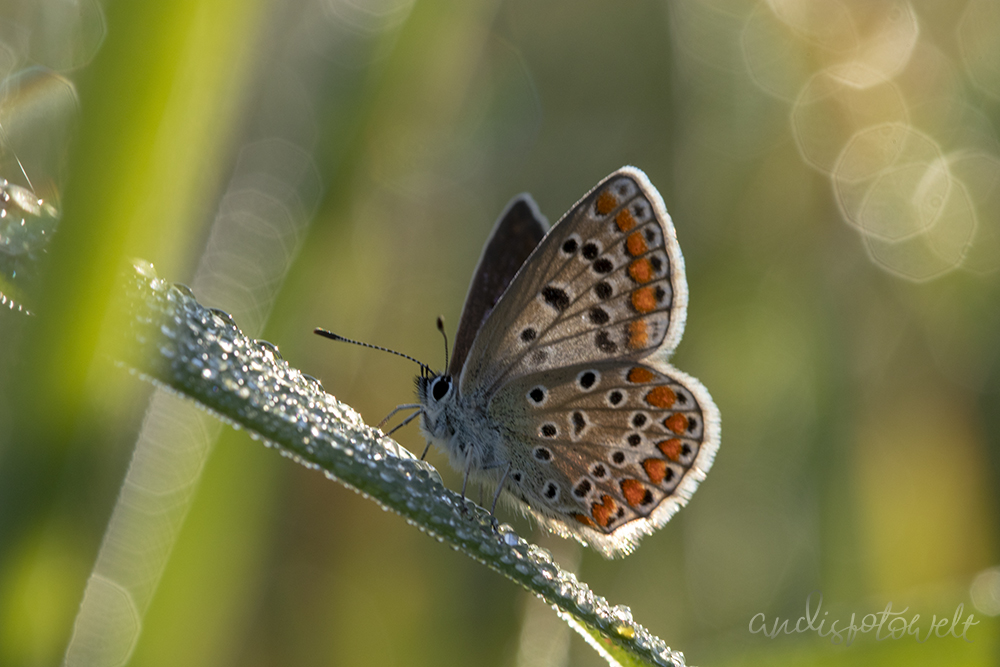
(416, 372, 456, 440)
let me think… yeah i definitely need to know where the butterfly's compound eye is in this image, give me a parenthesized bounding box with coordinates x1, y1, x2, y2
(431, 376, 452, 401)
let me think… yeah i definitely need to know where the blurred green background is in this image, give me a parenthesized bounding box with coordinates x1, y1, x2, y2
(1, 0, 999, 665)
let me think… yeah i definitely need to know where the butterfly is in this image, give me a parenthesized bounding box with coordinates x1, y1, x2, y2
(411, 166, 720, 558)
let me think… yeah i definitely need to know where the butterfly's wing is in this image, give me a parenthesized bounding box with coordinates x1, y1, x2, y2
(487, 359, 719, 558)
(460, 166, 717, 557)
(449, 195, 548, 377)
(459, 166, 688, 394)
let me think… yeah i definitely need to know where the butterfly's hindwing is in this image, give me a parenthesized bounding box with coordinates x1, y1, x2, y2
(459, 168, 687, 396)
(487, 358, 718, 556)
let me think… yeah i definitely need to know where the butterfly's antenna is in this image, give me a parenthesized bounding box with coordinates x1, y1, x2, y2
(436, 316, 450, 371)
(314, 328, 432, 377)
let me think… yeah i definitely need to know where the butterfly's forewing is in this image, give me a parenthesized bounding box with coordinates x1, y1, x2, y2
(449, 195, 548, 377)
(488, 358, 719, 557)
(459, 167, 688, 395)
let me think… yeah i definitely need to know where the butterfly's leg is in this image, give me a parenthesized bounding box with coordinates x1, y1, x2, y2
(377, 403, 421, 429)
(488, 463, 512, 532)
(383, 408, 423, 439)
(460, 450, 474, 499)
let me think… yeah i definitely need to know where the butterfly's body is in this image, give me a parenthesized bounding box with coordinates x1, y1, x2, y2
(416, 379, 503, 477)
(414, 166, 719, 558)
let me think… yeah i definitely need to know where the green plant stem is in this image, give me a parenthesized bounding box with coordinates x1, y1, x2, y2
(114, 260, 687, 667)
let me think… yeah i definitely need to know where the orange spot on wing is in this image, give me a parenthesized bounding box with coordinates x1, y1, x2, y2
(616, 208, 636, 232)
(657, 438, 683, 461)
(596, 191, 617, 215)
(620, 479, 647, 507)
(627, 367, 655, 383)
(574, 513, 597, 528)
(664, 414, 689, 434)
(626, 231, 647, 256)
(631, 286, 656, 313)
(629, 258, 653, 283)
(643, 458, 668, 484)
(628, 320, 648, 349)
(645, 386, 677, 409)
(591, 494, 618, 528)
